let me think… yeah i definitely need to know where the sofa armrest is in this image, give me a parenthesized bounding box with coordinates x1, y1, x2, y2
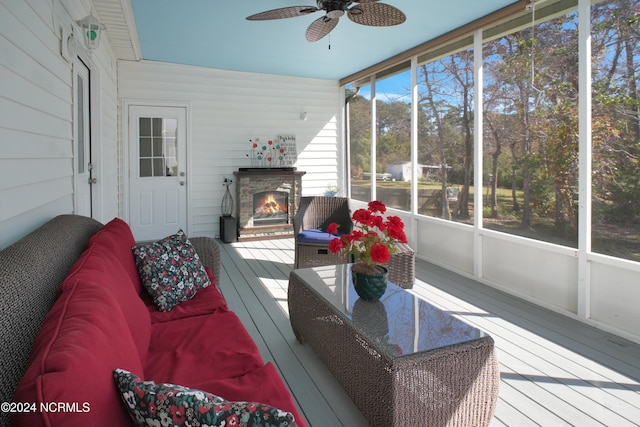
(0, 214, 103, 421)
(190, 237, 221, 287)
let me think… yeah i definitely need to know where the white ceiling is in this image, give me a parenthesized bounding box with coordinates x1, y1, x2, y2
(128, 0, 518, 81)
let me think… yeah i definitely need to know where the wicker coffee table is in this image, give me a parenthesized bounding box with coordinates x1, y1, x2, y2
(288, 264, 500, 427)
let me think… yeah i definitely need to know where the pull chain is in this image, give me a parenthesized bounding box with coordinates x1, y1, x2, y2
(529, 0, 543, 106)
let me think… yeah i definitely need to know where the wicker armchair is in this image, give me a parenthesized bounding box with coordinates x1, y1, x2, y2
(293, 196, 352, 269)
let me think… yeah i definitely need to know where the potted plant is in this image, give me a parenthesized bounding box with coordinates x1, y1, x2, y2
(327, 200, 407, 301)
(324, 184, 340, 197)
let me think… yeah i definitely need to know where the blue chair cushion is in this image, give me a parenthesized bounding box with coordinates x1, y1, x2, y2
(297, 229, 339, 244)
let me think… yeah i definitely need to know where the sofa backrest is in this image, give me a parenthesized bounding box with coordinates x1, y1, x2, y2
(0, 215, 102, 426)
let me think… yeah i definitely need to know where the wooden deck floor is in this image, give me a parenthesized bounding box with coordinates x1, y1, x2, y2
(216, 238, 640, 426)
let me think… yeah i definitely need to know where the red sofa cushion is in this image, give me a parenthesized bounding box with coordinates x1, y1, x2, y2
(12, 280, 144, 427)
(145, 267, 228, 323)
(189, 363, 307, 427)
(144, 311, 264, 385)
(86, 217, 141, 292)
(59, 242, 152, 361)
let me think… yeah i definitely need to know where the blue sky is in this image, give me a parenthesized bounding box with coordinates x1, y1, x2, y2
(349, 69, 412, 104)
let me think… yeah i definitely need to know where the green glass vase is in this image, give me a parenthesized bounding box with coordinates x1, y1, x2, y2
(351, 264, 388, 301)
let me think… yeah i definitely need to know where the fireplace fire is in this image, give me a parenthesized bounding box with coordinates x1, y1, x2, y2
(253, 191, 288, 226)
(234, 168, 305, 241)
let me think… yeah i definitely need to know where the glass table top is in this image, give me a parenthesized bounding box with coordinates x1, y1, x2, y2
(291, 264, 487, 358)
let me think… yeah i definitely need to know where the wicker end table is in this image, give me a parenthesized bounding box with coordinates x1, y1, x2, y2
(388, 242, 415, 289)
(288, 265, 500, 427)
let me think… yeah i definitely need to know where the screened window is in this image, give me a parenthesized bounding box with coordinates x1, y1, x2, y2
(344, 0, 640, 261)
(376, 68, 412, 211)
(483, 9, 579, 246)
(591, 0, 640, 261)
(348, 83, 372, 203)
(417, 46, 474, 221)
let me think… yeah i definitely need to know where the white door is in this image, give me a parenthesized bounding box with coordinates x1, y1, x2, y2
(74, 60, 92, 216)
(128, 105, 188, 241)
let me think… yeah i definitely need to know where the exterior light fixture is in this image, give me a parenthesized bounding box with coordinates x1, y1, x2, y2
(76, 13, 105, 50)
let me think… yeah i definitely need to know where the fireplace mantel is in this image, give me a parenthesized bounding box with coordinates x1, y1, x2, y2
(234, 169, 305, 241)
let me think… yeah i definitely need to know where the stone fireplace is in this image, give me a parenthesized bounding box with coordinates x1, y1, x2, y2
(234, 168, 305, 241)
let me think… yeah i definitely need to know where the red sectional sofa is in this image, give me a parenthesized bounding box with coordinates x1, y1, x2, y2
(3, 215, 304, 427)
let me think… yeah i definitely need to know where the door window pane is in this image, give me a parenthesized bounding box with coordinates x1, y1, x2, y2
(139, 117, 151, 136)
(76, 74, 85, 174)
(139, 117, 179, 177)
(153, 158, 165, 177)
(139, 138, 152, 157)
(164, 118, 178, 176)
(140, 159, 152, 177)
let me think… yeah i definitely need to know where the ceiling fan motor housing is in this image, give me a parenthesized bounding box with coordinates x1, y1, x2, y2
(319, 0, 349, 18)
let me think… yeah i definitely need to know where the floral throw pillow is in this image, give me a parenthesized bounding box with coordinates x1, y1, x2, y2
(113, 369, 297, 427)
(132, 230, 210, 312)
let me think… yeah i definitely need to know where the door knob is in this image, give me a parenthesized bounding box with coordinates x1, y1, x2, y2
(179, 172, 185, 177)
(180, 181, 185, 186)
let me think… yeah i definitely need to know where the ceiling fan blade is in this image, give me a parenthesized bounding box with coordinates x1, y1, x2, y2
(247, 6, 319, 21)
(347, 3, 406, 27)
(306, 16, 339, 42)
(350, 0, 381, 3)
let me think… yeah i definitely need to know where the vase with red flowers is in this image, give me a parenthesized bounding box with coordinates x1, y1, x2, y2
(327, 200, 407, 301)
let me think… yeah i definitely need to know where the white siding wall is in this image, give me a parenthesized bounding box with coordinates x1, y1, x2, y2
(117, 60, 342, 238)
(0, 0, 118, 249)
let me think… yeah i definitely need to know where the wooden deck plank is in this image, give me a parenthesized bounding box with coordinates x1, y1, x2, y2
(414, 262, 640, 373)
(218, 244, 336, 425)
(217, 241, 368, 426)
(412, 262, 640, 426)
(215, 238, 640, 427)
(412, 281, 640, 424)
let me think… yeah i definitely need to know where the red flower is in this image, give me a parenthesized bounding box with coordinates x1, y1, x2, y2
(370, 243, 391, 264)
(352, 208, 372, 224)
(327, 222, 340, 235)
(385, 215, 403, 228)
(329, 237, 345, 253)
(351, 230, 364, 240)
(370, 215, 384, 230)
(368, 200, 386, 214)
(133, 385, 146, 398)
(226, 413, 239, 425)
(387, 226, 408, 244)
(170, 404, 186, 424)
(327, 201, 407, 268)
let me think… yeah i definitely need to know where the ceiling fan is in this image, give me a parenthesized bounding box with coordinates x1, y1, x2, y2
(246, 0, 406, 42)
